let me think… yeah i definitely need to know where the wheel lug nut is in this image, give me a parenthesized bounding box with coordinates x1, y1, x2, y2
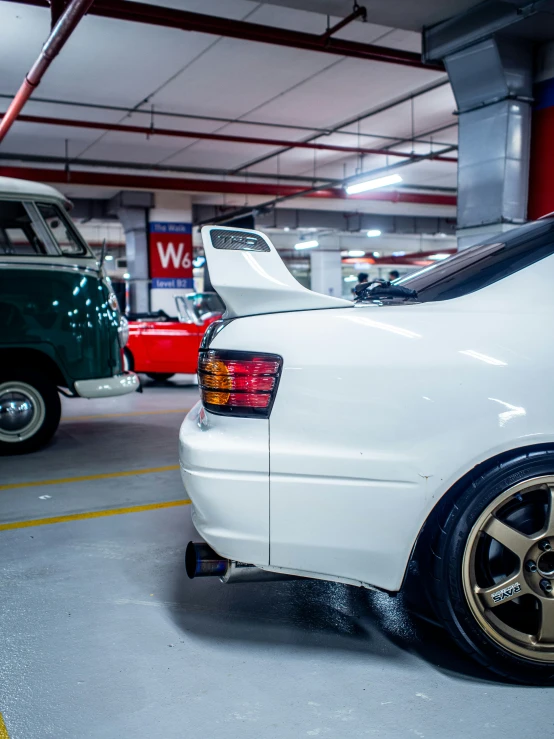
(526, 560, 538, 573)
(539, 539, 552, 552)
(540, 579, 553, 594)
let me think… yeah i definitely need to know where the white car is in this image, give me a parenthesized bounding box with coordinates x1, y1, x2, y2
(180, 222, 554, 684)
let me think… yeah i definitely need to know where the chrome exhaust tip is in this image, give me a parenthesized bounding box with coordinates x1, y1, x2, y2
(186, 541, 298, 583)
(185, 541, 228, 579)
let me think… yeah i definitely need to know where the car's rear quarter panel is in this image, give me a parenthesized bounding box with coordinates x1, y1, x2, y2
(179, 402, 270, 566)
(210, 261, 554, 590)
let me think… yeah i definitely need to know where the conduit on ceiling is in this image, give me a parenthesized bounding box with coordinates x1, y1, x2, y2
(0, 166, 457, 205)
(1, 113, 458, 164)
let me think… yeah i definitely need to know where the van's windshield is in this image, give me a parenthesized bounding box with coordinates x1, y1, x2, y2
(0, 201, 56, 256)
(0, 199, 89, 257)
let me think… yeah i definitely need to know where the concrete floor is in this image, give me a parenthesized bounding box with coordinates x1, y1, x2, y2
(1, 375, 552, 738)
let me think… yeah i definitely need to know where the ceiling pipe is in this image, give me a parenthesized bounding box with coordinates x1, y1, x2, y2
(342, 251, 456, 266)
(0, 150, 340, 184)
(0, 151, 457, 191)
(0, 166, 457, 205)
(0, 0, 94, 145)
(4, 113, 458, 164)
(7, 0, 442, 71)
(199, 142, 457, 225)
(0, 89, 456, 146)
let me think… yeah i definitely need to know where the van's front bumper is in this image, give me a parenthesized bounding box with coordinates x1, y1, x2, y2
(179, 401, 270, 566)
(74, 371, 139, 398)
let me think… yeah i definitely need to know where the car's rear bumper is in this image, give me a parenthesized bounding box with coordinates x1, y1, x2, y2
(179, 401, 270, 566)
(74, 371, 139, 398)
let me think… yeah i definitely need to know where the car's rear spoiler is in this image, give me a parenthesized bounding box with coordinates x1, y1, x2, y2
(201, 225, 352, 317)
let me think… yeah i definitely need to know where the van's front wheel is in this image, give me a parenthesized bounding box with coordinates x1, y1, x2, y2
(0, 370, 61, 454)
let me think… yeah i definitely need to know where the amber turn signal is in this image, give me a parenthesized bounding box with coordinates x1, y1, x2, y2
(198, 350, 282, 418)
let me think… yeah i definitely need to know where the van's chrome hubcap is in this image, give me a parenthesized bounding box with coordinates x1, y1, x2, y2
(463, 477, 554, 662)
(0, 382, 45, 443)
(0, 392, 34, 432)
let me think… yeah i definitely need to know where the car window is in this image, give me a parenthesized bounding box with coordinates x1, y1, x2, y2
(36, 202, 88, 257)
(397, 220, 554, 302)
(187, 292, 225, 321)
(0, 200, 51, 256)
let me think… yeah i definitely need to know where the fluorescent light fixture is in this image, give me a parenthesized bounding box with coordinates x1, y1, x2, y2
(123, 272, 130, 279)
(346, 173, 402, 195)
(366, 229, 381, 237)
(294, 239, 319, 250)
(284, 227, 290, 232)
(373, 251, 380, 257)
(348, 250, 365, 257)
(104, 254, 114, 261)
(392, 251, 406, 257)
(344, 275, 357, 282)
(428, 253, 450, 261)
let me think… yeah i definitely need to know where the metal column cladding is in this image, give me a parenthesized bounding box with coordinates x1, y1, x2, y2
(444, 37, 532, 230)
(422, 2, 551, 238)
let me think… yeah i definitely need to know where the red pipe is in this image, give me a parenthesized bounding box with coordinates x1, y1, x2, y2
(0, 0, 94, 145)
(6, 0, 442, 71)
(0, 166, 457, 205)
(6, 113, 458, 164)
(343, 248, 456, 265)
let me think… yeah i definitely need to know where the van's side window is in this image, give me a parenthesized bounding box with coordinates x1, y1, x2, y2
(0, 200, 51, 256)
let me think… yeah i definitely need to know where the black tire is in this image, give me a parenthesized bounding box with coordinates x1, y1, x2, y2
(0, 368, 61, 455)
(123, 347, 134, 372)
(428, 449, 554, 684)
(146, 373, 175, 382)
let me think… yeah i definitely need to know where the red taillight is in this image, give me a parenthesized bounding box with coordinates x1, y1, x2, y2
(198, 350, 282, 418)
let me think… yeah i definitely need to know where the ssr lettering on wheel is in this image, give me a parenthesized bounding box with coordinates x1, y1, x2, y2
(429, 450, 554, 684)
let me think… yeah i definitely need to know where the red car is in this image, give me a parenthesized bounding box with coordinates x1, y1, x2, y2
(124, 293, 224, 381)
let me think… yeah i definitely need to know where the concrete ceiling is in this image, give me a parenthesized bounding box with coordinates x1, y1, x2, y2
(0, 0, 459, 218)
(255, 0, 482, 32)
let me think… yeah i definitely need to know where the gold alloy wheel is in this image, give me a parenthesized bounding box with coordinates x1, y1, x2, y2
(463, 476, 554, 662)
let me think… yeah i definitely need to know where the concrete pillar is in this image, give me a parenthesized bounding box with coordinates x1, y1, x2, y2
(149, 192, 193, 315)
(109, 191, 154, 313)
(310, 248, 342, 298)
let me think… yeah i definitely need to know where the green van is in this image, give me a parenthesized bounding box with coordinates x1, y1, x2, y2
(0, 176, 139, 454)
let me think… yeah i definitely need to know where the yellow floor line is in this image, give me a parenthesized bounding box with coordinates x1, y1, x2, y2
(0, 465, 180, 492)
(0, 713, 9, 739)
(62, 408, 191, 422)
(0, 499, 191, 531)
